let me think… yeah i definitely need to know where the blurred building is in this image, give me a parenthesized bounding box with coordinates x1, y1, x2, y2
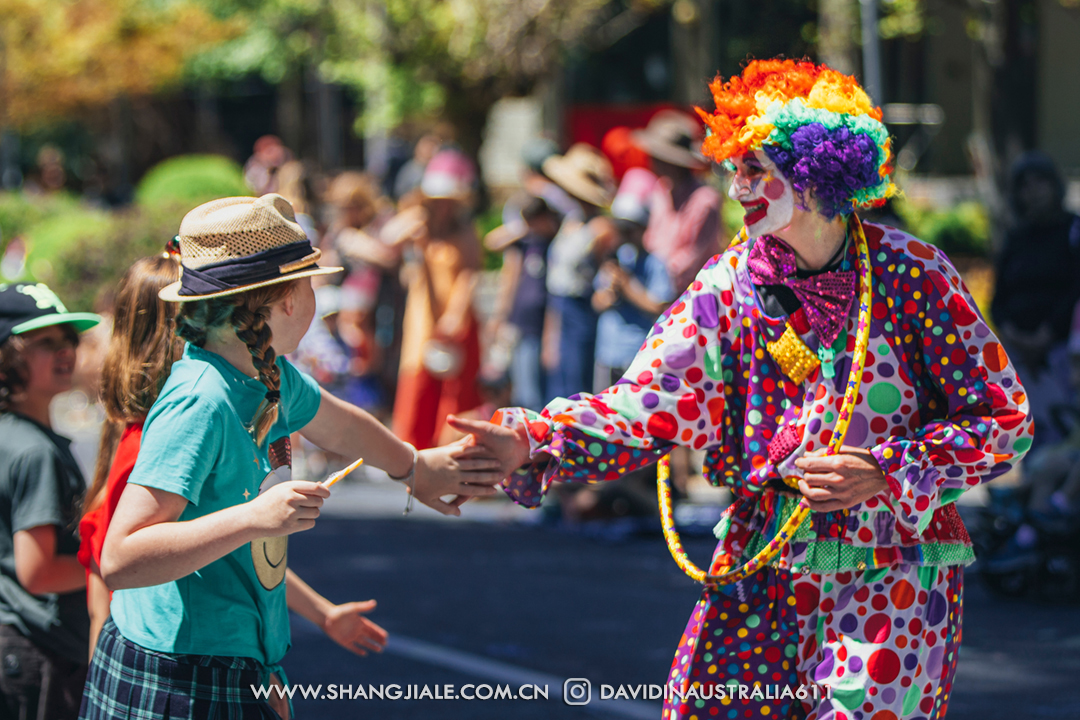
(543, 0, 1079, 179)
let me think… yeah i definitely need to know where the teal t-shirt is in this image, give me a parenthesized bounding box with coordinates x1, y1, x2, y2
(110, 344, 321, 666)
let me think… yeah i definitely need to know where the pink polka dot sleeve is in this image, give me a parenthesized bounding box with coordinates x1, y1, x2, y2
(868, 244, 1033, 534)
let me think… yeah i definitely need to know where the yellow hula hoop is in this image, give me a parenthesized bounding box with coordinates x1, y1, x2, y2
(657, 215, 874, 586)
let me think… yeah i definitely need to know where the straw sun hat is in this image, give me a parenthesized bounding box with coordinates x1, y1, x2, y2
(541, 143, 616, 208)
(160, 194, 342, 302)
(631, 110, 707, 170)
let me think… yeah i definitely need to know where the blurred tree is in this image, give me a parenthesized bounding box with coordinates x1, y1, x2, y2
(187, 0, 671, 155)
(337, 0, 639, 153)
(878, 0, 924, 39)
(0, 0, 235, 129)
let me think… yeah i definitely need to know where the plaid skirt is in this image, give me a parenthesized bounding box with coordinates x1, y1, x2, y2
(79, 618, 282, 720)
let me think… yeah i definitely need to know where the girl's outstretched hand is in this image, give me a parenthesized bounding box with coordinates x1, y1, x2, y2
(247, 481, 329, 536)
(323, 600, 389, 657)
(412, 436, 504, 516)
(445, 415, 530, 477)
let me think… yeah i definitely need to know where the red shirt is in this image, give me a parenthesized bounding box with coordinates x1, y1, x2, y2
(78, 422, 142, 574)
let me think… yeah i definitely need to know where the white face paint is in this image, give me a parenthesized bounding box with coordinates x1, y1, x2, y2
(727, 150, 795, 238)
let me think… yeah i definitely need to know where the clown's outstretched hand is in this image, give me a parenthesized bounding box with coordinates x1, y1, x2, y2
(446, 415, 530, 478)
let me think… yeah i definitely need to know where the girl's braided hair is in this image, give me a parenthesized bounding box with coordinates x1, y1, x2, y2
(175, 280, 297, 446)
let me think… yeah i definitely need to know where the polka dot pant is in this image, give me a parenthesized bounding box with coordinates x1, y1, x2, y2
(662, 565, 963, 720)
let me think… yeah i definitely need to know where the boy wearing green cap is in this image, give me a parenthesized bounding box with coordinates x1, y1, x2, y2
(0, 282, 100, 719)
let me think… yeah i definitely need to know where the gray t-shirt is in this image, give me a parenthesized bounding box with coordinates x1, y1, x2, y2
(0, 413, 90, 664)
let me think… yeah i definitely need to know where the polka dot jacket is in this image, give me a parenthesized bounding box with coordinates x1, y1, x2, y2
(493, 222, 1032, 573)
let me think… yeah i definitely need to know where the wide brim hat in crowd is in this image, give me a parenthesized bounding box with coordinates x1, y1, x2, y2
(160, 193, 342, 302)
(631, 110, 707, 170)
(420, 149, 477, 201)
(0, 283, 100, 345)
(541, 143, 616, 208)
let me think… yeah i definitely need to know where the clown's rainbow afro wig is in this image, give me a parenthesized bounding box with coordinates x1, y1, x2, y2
(696, 59, 897, 218)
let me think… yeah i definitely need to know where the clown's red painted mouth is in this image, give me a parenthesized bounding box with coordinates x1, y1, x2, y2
(741, 198, 770, 226)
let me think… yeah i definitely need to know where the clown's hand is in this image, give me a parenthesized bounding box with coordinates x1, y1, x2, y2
(792, 445, 889, 513)
(445, 415, 530, 477)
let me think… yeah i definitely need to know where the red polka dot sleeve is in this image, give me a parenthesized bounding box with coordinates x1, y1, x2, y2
(867, 244, 1032, 534)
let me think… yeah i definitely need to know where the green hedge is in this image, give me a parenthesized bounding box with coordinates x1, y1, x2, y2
(40, 203, 188, 311)
(0, 192, 80, 244)
(0, 154, 250, 311)
(895, 200, 990, 258)
(135, 154, 251, 207)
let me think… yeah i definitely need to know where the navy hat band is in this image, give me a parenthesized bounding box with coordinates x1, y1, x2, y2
(178, 240, 317, 297)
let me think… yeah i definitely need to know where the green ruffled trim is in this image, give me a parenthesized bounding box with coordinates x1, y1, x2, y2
(742, 532, 975, 573)
(714, 494, 975, 572)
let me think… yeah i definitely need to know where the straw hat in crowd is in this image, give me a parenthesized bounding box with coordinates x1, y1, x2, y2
(631, 110, 707, 170)
(160, 194, 342, 302)
(542, 143, 616, 208)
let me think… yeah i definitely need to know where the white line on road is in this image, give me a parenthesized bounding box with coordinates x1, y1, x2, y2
(386, 634, 661, 719)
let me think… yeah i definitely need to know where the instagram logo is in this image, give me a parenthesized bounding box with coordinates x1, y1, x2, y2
(563, 678, 591, 706)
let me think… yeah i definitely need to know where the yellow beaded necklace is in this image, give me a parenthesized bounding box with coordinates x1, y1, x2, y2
(657, 214, 874, 585)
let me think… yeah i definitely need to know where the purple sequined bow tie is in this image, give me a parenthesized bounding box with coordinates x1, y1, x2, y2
(747, 235, 856, 346)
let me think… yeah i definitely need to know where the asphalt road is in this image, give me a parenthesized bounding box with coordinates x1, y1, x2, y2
(281, 515, 1080, 720)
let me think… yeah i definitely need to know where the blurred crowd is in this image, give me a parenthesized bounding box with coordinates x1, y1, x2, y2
(53, 112, 1080, 554)
(236, 113, 725, 520)
(982, 150, 1080, 578)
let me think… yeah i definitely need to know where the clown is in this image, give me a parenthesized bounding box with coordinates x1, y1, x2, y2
(454, 59, 1031, 720)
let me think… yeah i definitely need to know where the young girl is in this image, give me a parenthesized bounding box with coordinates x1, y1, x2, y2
(79, 194, 501, 720)
(79, 255, 389, 677)
(0, 282, 100, 719)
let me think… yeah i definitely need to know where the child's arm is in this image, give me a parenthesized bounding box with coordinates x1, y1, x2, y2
(100, 480, 328, 590)
(13, 525, 86, 595)
(299, 389, 503, 516)
(86, 563, 111, 661)
(285, 569, 387, 656)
